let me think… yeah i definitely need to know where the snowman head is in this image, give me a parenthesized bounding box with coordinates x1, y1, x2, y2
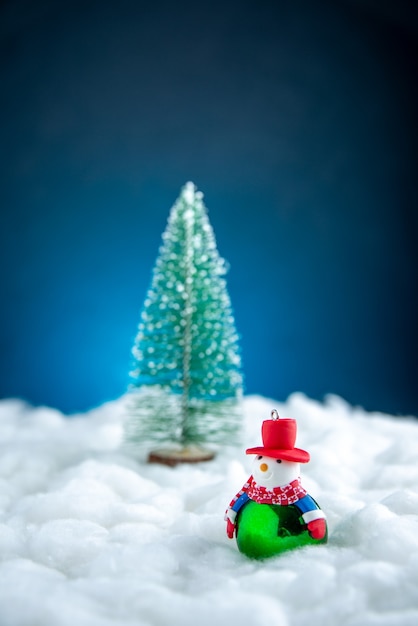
(252, 455, 300, 489)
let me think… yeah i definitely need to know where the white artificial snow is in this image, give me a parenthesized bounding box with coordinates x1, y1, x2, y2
(0, 393, 418, 626)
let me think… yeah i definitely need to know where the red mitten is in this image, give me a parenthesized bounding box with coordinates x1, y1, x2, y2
(226, 518, 235, 539)
(307, 518, 326, 540)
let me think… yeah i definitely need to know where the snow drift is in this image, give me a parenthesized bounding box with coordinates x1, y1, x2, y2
(0, 393, 417, 626)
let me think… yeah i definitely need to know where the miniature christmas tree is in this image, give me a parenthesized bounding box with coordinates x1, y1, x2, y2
(126, 182, 243, 463)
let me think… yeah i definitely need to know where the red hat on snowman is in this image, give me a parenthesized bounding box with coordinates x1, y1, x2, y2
(246, 410, 310, 463)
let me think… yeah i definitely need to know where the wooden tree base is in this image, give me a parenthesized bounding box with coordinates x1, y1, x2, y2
(147, 446, 215, 467)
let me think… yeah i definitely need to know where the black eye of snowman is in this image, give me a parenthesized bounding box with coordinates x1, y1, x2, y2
(276, 459, 282, 464)
(257, 456, 263, 460)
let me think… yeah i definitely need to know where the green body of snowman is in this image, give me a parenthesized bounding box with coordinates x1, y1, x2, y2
(226, 411, 327, 559)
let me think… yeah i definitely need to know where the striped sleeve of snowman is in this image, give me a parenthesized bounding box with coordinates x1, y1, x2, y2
(225, 411, 327, 558)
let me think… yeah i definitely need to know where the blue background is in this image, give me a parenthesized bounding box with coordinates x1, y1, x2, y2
(1, 0, 417, 415)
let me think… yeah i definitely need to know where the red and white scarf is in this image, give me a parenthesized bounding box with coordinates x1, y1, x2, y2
(246, 475, 307, 505)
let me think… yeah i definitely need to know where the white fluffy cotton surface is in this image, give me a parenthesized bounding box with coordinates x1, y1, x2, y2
(0, 393, 418, 626)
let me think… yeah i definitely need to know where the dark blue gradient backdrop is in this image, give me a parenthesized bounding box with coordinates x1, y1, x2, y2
(1, 0, 417, 415)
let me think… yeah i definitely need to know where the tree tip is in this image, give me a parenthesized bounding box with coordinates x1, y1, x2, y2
(182, 181, 196, 204)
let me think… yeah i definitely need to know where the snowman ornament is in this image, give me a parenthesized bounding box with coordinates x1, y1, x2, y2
(225, 410, 327, 559)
